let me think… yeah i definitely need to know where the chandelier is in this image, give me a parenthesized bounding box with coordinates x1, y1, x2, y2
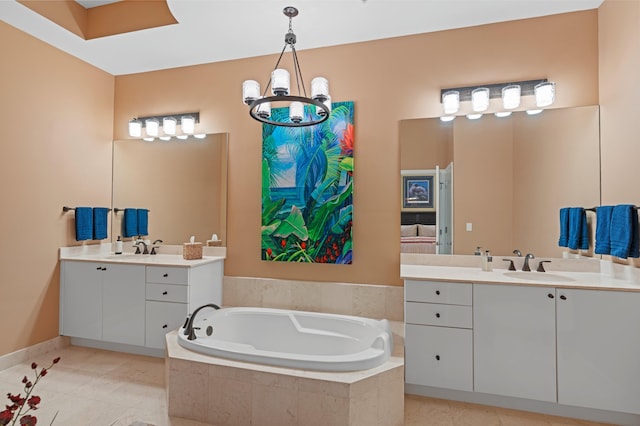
(242, 6, 331, 127)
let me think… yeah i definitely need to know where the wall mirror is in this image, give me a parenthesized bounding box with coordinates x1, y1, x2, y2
(400, 105, 600, 258)
(112, 133, 228, 245)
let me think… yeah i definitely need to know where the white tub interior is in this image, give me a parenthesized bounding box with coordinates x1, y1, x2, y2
(177, 307, 392, 371)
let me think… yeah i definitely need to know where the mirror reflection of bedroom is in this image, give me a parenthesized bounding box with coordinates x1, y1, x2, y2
(400, 119, 453, 255)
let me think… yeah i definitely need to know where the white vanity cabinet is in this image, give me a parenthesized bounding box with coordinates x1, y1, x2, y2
(60, 260, 145, 345)
(557, 289, 640, 415)
(473, 284, 557, 402)
(405, 280, 473, 392)
(60, 256, 223, 354)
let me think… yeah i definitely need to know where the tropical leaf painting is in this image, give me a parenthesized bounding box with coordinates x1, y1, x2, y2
(261, 101, 354, 264)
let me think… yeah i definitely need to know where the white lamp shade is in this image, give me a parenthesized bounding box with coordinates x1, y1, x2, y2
(535, 81, 555, 107)
(256, 101, 271, 119)
(194, 134, 206, 139)
(145, 118, 159, 137)
(143, 137, 155, 142)
(440, 116, 455, 122)
(290, 101, 304, 123)
(163, 117, 177, 135)
(316, 95, 331, 116)
(177, 135, 189, 140)
(495, 111, 512, 118)
(502, 85, 521, 109)
(442, 91, 460, 115)
(467, 113, 482, 120)
(271, 69, 290, 96)
(128, 119, 142, 138)
(242, 80, 260, 104)
(181, 116, 195, 134)
(471, 88, 490, 112)
(159, 136, 171, 141)
(311, 77, 329, 101)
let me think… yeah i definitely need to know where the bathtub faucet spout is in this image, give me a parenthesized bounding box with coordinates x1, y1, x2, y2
(184, 303, 221, 340)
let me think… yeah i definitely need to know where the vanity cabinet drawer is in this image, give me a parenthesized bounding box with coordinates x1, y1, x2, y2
(405, 280, 472, 306)
(146, 283, 188, 303)
(406, 302, 472, 328)
(146, 266, 188, 285)
(145, 301, 188, 349)
(405, 324, 473, 391)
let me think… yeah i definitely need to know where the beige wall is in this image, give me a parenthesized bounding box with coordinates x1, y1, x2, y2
(399, 119, 452, 171)
(0, 22, 114, 356)
(599, 0, 640, 206)
(114, 10, 598, 287)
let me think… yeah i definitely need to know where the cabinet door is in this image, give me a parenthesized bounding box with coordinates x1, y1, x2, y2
(405, 324, 473, 391)
(61, 261, 102, 340)
(145, 301, 188, 349)
(474, 284, 557, 402)
(557, 289, 640, 414)
(102, 264, 146, 346)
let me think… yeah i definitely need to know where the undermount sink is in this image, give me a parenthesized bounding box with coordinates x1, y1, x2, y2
(503, 271, 575, 283)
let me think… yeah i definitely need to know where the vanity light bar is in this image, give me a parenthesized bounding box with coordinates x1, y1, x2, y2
(440, 79, 548, 103)
(128, 112, 200, 139)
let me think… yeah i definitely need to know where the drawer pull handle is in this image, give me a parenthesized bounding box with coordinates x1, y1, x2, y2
(162, 324, 168, 329)
(435, 313, 441, 318)
(96, 266, 101, 271)
(163, 273, 169, 278)
(547, 293, 554, 299)
(102, 267, 107, 271)
(435, 355, 440, 361)
(162, 291, 168, 295)
(560, 295, 567, 300)
(435, 290, 440, 296)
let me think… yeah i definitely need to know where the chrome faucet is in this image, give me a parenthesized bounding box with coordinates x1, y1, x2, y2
(134, 240, 148, 254)
(150, 239, 163, 255)
(184, 303, 221, 340)
(522, 253, 535, 271)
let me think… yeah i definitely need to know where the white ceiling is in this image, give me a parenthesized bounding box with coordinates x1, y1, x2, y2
(1, 0, 603, 76)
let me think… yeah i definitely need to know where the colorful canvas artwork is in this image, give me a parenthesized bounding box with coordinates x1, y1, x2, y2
(261, 101, 354, 264)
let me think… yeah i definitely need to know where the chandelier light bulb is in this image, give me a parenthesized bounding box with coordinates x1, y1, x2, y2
(271, 69, 290, 96)
(242, 80, 261, 105)
(256, 100, 271, 119)
(442, 91, 460, 115)
(471, 88, 490, 112)
(502, 85, 521, 110)
(145, 118, 159, 137)
(181, 116, 195, 135)
(290, 101, 304, 123)
(311, 77, 329, 102)
(163, 117, 177, 135)
(535, 81, 555, 107)
(128, 119, 142, 138)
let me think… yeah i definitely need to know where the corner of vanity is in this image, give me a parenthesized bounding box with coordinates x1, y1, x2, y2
(58, 245, 224, 357)
(401, 259, 640, 426)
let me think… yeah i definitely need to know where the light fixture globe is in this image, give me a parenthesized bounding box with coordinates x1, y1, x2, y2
(242, 6, 330, 127)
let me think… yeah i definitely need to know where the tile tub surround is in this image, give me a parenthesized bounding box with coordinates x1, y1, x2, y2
(222, 277, 403, 321)
(165, 331, 405, 426)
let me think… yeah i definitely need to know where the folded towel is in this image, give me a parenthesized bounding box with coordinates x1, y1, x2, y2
(75, 207, 93, 241)
(137, 209, 149, 236)
(594, 205, 614, 255)
(93, 207, 109, 240)
(558, 207, 570, 247)
(568, 207, 589, 250)
(123, 208, 138, 238)
(610, 205, 640, 259)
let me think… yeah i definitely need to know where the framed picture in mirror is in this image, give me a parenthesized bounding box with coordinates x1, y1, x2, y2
(402, 173, 434, 211)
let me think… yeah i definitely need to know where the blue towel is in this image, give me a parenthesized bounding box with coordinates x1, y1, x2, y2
(123, 208, 138, 238)
(610, 205, 640, 259)
(594, 205, 614, 255)
(93, 207, 109, 240)
(75, 207, 93, 241)
(137, 209, 149, 236)
(567, 207, 589, 250)
(558, 207, 570, 247)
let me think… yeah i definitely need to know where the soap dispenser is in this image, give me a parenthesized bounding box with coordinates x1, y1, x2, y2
(115, 236, 123, 255)
(482, 250, 493, 271)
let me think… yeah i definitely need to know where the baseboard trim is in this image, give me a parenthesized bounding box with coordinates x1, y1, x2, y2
(0, 336, 70, 372)
(70, 337, 165, 358)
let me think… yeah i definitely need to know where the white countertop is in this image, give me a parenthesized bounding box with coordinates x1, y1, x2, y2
(60, 243, 225, 267)
(401, 264, 640, 292)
